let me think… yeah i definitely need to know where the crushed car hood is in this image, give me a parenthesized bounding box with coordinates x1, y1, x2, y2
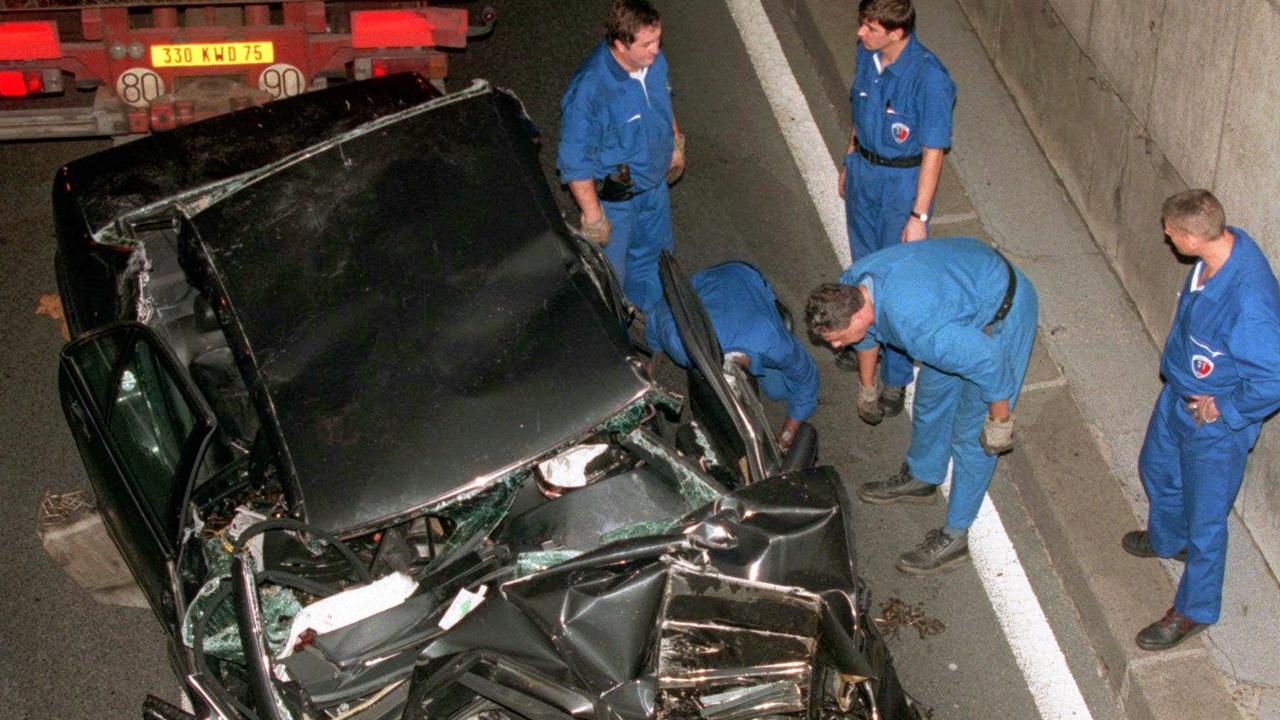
(398, 468, 918, 719)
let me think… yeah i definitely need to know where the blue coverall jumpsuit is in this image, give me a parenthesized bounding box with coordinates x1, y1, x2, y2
(844, 238, 1037, 531)
(557, 41, 676, 312)
(647, 262, 820, 423)
(845, 34, 956, 389)
(1138, 228, 1280, 624)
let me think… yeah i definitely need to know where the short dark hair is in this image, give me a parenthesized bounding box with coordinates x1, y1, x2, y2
(805, 283, 864, 343)
(606, 0, 661, 45)
(859, 0, 916, 34)
(1162, 189, 1226, 241)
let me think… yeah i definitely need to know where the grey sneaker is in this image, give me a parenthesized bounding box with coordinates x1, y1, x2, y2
(897, 528, 970, 575)
(879, 385, 906, 416)
(856, 464, 938, 505)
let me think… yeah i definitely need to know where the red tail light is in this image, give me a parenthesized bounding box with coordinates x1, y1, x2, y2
(351, 10, 435, 49)
(0, 70, 25, 96)
(0, 21, 61, 61)
(0, 69, 53, 97)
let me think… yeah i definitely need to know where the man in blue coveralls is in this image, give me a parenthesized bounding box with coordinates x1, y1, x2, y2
(647, 262, 819, 451)
(557, 0, 685, 312)
(836, 0, 956, 422)
(806, 238, 1037, 574)
(1124, 190, 1280, 650)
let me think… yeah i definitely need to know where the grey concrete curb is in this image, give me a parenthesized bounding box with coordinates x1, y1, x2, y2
(778, 0, 1248, 718)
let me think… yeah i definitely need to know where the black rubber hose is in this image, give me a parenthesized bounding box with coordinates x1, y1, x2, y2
(230, 517, 372, 584)
(189, 571, 329, 720)
(233, 554, 287, 720)
(192, 582, 260, 720)
(186, 546, 338, 719)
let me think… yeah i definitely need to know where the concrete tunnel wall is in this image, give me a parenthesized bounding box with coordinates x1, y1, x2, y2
(951, 0, 1280, 579)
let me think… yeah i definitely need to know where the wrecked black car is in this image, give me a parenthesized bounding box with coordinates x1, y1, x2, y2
(49, 74, 921, 719)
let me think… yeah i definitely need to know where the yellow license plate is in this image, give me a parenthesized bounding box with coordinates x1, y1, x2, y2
(151, 41, 274, 68)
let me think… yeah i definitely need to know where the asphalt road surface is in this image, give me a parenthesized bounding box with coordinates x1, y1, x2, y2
(0, 1, 1122, 718)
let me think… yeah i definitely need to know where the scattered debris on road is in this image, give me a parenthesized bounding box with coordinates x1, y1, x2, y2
(876, 597, 947, 639)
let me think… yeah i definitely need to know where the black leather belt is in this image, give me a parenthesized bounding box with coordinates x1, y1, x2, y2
(856, 144, 922, 168)
(989, 250, 1016, 326)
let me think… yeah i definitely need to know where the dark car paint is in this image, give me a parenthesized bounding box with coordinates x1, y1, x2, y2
(177, 86, 651, 536)
(56, 79, 653, 538)
(53, 74, 442, 338)
(49, 76, 922, 719)
(658, 251, 793, 482)
(409, 470, 917, 719)
(59, 323, 219, 633)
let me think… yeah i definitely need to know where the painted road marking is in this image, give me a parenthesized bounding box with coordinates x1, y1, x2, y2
(722, 2, 1095, 719)
(720, 0, 850, 270)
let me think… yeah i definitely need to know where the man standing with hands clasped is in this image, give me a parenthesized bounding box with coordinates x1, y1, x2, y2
(836, 0, 956, 419)
(1124, 190, 1280, 650)
(557, 0, 685, 312)
(806, 238, 1037, 574)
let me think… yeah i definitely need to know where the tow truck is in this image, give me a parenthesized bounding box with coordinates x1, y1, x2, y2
(0, 0, 494, 140)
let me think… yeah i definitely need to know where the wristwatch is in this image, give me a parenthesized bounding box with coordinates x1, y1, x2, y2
(910, 210, 930, 222)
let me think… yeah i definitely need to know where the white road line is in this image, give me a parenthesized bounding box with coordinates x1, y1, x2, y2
(723, 3, 1094, 719)
(721, 0, 851, 270)
(950, 482, 1096, 719)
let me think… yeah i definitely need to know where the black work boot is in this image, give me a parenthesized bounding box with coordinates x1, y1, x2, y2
(1136, 608, 1207, 651)
(879, 385, 906, 417)
(1121, 530, 1188, 562)
(856, 463, 938, 505)
(897, 528, 970, 575)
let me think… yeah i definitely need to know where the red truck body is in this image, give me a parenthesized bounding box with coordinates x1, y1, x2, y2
(0, 0, 491, 139)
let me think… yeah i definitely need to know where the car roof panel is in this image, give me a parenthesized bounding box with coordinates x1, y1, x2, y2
(182, 85, 649, 535)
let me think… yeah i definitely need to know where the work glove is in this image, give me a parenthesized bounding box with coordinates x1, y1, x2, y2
(777, 427, 795, 452)
(980, 413, 1016, 456)
(581, 213, 611, 246)
(857, 382, 883, 425)
(667, 133, 686, 184)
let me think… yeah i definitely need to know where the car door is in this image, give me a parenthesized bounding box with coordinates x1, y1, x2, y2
(58, 323, 216, 632)
(657, 252, 784, 485)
